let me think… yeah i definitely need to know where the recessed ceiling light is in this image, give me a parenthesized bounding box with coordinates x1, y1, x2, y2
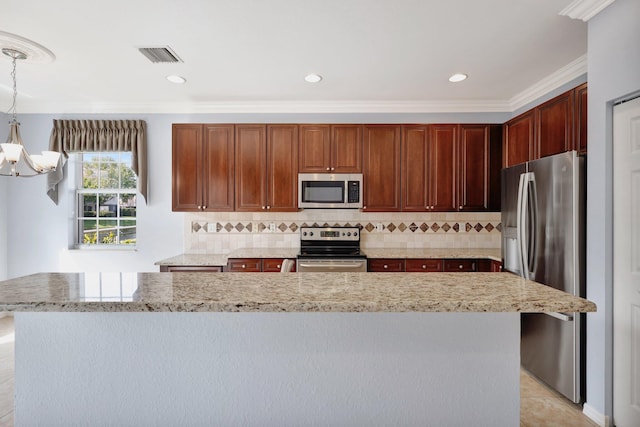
(304, 73, 322, 83)
(449, 73, 468, 83)
(166, 75, 186, 84)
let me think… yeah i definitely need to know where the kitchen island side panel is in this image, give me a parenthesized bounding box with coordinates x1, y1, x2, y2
(15, 312, 519, 426)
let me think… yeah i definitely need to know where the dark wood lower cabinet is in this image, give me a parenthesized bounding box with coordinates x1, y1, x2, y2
(367, 259, 405, 272)
(405, 259, 443, 272)
(262, 258, 296, 272)
(225, 258, 295, 272)
(443, 259, 477, 272)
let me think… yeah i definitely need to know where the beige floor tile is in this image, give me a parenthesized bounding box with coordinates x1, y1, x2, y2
(520, 370, 558, 398)
(521, 397, 598, 427)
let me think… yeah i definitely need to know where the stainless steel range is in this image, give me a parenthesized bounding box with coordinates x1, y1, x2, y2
(297, 226, 367, 272)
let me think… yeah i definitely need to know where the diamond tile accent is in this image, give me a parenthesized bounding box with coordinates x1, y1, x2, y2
(217, 222, 223, 232)
(496, 223, 503, 232)
(278, 223, 288, 232)
(224, 223, 234, 232)
(453, 223, 460, 232)
(485, 223, 494, 232)
(442, 223, 451, 232)
(192, 222, 201, 232)
(258, 223, 266, 232)
(398, 223, 407, 232)
(365, 223, 375, 232)
(246, 223, 253, 233)
(409, 222, 418, 232)
(430, 223, 440, 232)
(420, 223, 429, 232)
(387, 223, 396, 232)
(235, 223, 245, 232)
(474, 223, 483, 232)
(465, 223, 472, 232)
(289, 223, 298, 232)
(344, 222, 352, 227)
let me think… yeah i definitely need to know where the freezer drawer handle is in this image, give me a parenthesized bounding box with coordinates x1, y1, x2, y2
(544, 312, 574, 322)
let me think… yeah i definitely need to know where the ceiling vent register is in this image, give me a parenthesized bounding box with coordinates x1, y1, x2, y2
(138, 46, 182, 63)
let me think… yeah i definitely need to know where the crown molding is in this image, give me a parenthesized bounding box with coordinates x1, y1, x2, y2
(559, 0, 616, 21)
(509, 55, 587, 111)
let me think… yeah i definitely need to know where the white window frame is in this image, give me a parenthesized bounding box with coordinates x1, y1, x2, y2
(75, 152, 137, 249)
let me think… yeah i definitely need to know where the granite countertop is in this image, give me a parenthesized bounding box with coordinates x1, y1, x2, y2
(155, 248, 502, 266)
(0, 272, 596, 314)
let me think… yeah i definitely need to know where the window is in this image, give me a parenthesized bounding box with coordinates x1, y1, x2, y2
(77, 152, 137, 247)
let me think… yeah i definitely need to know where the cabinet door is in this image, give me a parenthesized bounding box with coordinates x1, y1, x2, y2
(161, 266, 223, 273)
(262, 258, 297, 272)
(574, 83, 588, 154)
(367, 259, 405, 272)
(331, 125, 362, 173)
(267, 125, 299, 211)
(536, 91, 574, 159)
(299, 125, 330, 172)
(203, 125, 235, 211)
(172, 124, 203, 211)
(401, 125, 429, 211)
(363, 125, 402, 211)
(504, 111, 535, 167)
(405, 259, 443, 272)
(459, 125, 489, 211)
(428, 125, 457, 211)
(235, 125, 267, 211)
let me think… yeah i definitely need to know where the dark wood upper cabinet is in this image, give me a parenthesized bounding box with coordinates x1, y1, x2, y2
(363, 125, 402, 211)
(428, 125, 458, 212)
(172, 124, 234, 212)
(401, 125, 429, 211)
(574, 83, 588, 154)
(235, 124, 267, 212)
(536, 91, 574, 159)
(266, 125, 299, 211)
(299, 124, 362, 173)
(504, 111, 535, 168)
(459, 125, 489, 211)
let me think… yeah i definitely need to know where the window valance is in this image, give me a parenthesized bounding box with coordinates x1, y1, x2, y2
(46, 120, 148, 204)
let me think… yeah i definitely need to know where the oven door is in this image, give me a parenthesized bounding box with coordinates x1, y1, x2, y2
(296, 258, 367, 272)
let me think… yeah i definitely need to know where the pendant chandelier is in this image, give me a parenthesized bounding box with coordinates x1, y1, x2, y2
(0, 47, 60, 177)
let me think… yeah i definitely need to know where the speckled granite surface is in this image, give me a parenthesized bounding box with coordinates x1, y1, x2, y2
(155, 248, 501, 266)
(0, 272, 595, 313)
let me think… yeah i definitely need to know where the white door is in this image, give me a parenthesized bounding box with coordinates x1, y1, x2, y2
(614, 95, 640, 427)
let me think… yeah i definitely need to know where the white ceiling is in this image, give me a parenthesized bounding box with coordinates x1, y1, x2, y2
(0, 0, 587, 114)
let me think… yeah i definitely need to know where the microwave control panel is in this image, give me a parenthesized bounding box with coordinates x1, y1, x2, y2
(347, 181, 360, 203)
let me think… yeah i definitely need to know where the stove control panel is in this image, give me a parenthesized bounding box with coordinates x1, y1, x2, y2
(300, 226, 360, 241)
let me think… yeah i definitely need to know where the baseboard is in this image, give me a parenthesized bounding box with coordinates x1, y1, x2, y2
(583, 403, 610, 427)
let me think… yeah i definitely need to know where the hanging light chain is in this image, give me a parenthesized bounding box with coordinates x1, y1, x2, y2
(2, 48, 27, 123)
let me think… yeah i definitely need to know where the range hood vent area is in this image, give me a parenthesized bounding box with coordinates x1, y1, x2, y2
(138, 46, 182, 63)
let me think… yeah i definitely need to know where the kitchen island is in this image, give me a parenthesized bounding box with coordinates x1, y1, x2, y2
(0, 272, 595, 426)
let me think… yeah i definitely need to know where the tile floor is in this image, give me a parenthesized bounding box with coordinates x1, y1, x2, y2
(0, 315, 598, 426)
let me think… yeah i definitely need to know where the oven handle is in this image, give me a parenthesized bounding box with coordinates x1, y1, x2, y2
(298, 262, 365, 269)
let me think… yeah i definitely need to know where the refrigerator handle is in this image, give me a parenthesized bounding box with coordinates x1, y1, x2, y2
(528, 174, 538, 277)
(518, 173, 530, 280)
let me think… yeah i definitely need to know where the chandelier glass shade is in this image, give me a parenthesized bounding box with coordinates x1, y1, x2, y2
(0, 47, 60, 177)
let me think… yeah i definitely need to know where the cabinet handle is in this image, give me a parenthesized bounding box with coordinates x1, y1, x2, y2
(203, 205, 207, 210)
(276, 264, 281, 269)
(459, 264, 463, 269)
(383, 264, 388, 269)
(198, 205, 202, 210)
(326, 167, 330, 171)
(267, 206, 271, 210)
(331, 167, 335, 171)
(422, 265, 427, 269)
(459, 206, 462, 210)
(262, 206, 266, 210)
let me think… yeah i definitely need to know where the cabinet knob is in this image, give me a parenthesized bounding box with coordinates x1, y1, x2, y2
(459, 264, 463, 269)
(331, 167, 335, 171)
(242, 264, 246, 269)
(422, 265, 427, 269)
(383, 264, 388, 269)
(203, 205, 207, 210)
(198, 206, 202, 210)
(459, 206, 462, 210)
(267, 206, 271, 210)
(326, 167, 330, 171)
(276, 264, 281, 269)
(262, 206, 266, 210)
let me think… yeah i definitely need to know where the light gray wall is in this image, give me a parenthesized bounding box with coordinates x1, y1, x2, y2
(0, 114, 7, 280)
(586, 0, 640, 420)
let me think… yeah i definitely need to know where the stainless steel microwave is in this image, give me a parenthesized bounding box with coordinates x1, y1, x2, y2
(298, 173, 363, 209)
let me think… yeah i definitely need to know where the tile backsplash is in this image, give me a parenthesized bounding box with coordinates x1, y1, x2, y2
(185, 211, 501, 254)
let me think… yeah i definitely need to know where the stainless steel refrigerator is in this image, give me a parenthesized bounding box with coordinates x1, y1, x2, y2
(501, 150, 585, 403)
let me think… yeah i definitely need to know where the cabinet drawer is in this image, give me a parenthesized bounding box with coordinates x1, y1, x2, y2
(226, 258, 262, 272)
(443, 259, 477, 272)
(367, 259, 405, 272)
(405, 259, 443, 272)
(262, 259, 296, 272)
